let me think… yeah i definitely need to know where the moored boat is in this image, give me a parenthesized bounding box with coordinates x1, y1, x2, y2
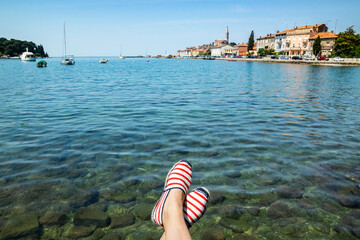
(99, 58, 108, 63)
(61, 22, 75, 65)
(61, 57, 75, 65)
(20, 48, 36, 62)
(37, 60, 47, 67)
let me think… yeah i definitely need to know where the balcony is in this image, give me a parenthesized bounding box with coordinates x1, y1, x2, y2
(289, 47, 301, 50)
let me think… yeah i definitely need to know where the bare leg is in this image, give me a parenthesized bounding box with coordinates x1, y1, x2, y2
(160, 232, 166, 240)
(162, 189, 191, 240)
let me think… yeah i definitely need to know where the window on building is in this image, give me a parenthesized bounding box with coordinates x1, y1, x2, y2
(299, 36, 301, 40)
(293, 36, 295, 40)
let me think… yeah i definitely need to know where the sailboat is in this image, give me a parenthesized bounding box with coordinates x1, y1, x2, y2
(61, 22, 75, 65)
(118, 44, 125, 59)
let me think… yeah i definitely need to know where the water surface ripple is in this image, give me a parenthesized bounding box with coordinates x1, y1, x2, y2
(0, 58, 360, 239)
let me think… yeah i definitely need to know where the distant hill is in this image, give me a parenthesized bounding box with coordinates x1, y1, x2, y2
(0, 37, 48, 57)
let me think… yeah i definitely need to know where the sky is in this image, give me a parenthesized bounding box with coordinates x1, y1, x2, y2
(1, 0, 359, 56)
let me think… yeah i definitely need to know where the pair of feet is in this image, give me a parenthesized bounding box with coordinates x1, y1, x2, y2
(151, 160, 210, 239)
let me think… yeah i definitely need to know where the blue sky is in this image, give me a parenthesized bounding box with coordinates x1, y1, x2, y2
(1, 0, 359, 56)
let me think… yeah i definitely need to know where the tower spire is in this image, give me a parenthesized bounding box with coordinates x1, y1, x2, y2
(225, 26, 229, 43)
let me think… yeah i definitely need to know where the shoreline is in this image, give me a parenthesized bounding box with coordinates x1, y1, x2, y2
(178, 57, 360, 67)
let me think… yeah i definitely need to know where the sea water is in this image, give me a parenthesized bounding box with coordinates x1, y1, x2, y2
(0, 58, 360, 239)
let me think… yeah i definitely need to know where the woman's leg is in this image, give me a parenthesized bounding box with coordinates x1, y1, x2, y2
(162, 189, 191, 240)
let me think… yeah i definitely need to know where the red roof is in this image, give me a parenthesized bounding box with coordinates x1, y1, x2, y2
(310, 32, 338, 39)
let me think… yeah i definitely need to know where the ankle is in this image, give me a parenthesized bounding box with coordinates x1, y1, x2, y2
(163, 190, 185, 219)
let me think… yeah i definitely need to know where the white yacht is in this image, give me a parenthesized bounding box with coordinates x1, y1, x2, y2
(20, 48, 36, 62)
(99, 58, 108, 63)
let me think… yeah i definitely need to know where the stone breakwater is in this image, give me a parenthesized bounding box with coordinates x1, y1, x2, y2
(215, 58, 360, 67)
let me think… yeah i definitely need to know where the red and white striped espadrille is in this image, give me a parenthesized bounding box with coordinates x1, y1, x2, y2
(152, 160, 192, 226)
(183, 187, 210, 227)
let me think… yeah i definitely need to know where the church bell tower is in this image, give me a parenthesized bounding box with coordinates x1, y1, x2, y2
(225, 26, 229, 43)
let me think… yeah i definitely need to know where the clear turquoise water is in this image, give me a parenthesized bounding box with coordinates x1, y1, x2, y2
(0, 58, 360, 239)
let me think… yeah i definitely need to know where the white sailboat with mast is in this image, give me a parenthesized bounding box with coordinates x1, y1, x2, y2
(118, 44, 125, 59)
(61, 22, 75, 65)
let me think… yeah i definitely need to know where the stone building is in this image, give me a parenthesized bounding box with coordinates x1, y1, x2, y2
(256, 34, 275, 51)
(309, 31, 338, 57)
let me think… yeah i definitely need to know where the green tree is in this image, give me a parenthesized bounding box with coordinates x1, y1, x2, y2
(248, 31, 255, 51)
(265, 49, 275, 55)
(258, 48, 266, 56)
(354, 45, 360, 57)
(313, 36, 322, 56)
(334, 26, 360, 57)
(0, 38, 48, 57)
(229, 42, 237, 47)
(204, 50, 211, 56)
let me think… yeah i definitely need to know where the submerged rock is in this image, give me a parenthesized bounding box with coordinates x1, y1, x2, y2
(350, 209, 360, 219)
(111, 212, 135, 228)
(39, 211, 68, 226)
(0, 213, 40, 239)
(138, 176, 163, 191)
(297, 198, 315, 209)
(279, 223, 306, 237)
(311, 222, 330, 234)
(87, 202, 108, 212)
(113, 192, 137, 203)
(268, 201, 292, 219)
(335, 194, 360, 208)
(74, 207, 110, 227)
(102, 232, 124, 240)
(276, 185, 303, 198)
(134, 203, 153, 220)
(246, 207, 260, 216)
(126, 230, 162, 240)
(90, 228, 104, 240)
(351, 226, 360, 238)
(233, 234, 258, 240)
(69, 189, 100, 209)
(220, 217, 252, 233)
(113, 163, 134, 172)
(64, 225, 96, 239)
(209, 191, 227, 205)
(218, 206, 246, 219)
(223, 170, 241, 178)
(201, 227, 225, 240)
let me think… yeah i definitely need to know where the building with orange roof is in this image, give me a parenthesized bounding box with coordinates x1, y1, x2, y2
(256, 34, 276, 52)
(309, 31, 338, 57)
(275, 29, 294, 52)
(285, 24, 328, 56)
(235, 42, 257, 56)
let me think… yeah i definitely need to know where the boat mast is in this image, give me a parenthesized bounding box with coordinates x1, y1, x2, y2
(63, 22, 67, 59)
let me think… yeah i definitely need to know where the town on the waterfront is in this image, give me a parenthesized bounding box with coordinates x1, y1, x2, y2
(177, 24, 360, 65)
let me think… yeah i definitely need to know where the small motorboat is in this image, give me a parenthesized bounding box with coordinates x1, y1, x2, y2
(37, 60, 47, 67)
(20, 48, 36, 62)
(99, 59, 108, 63)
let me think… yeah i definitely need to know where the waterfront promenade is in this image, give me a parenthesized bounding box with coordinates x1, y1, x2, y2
(217, 58, 360, 67)
(179, 57, 360, 67)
